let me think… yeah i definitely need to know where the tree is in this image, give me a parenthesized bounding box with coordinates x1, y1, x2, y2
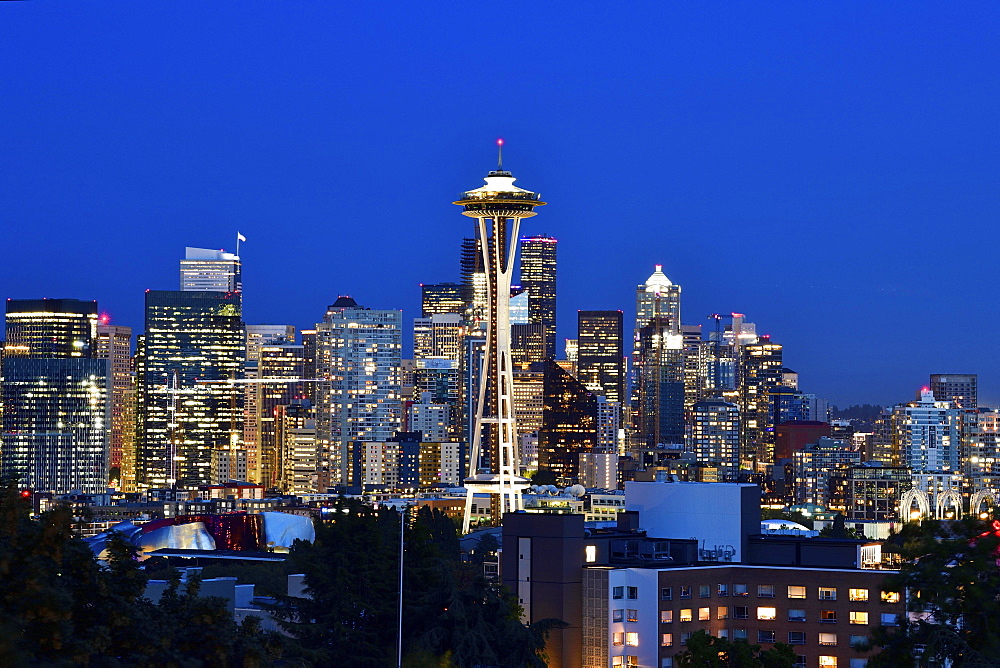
(674, 630, 796, 667)
(818, 513, 864, 539)
(869, 516, 1000, 666)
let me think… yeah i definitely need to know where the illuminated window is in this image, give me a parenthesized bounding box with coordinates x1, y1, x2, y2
(717, 606, 728, 620)
(850, 611, 869, 625)
(679, 609, 692, 622)
(585, 545, 596, 563)
(819, 632, 837, 646)
(849, 588, 869, 602)
(819, 587, 837, 601)
(758, 584, 775, 598)
(787, 585, 806, 599)
(819, 657, 837, 667)
(821, 610, 837, 623)
(881, 591, 900, 604)
(699, 607, 710, 621)
(661, 633, 673, 647)
(626, 609, 638, 623)
(625, 632, 638, 646)
(757, 607, 776, 620)
(661, 610, 673, 623)
(613, 632, 624, 645)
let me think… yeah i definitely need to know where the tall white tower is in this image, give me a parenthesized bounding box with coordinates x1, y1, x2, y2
(455, 142, 545, 532)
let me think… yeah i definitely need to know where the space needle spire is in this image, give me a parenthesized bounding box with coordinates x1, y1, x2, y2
(455, 141, 545, 533)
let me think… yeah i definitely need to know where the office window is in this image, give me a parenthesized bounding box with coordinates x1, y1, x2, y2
(717, 606, 729, 620)
(625, 632, 639, 647)
(819, 587, 837, 601)
(613, 586, 624, 599)
(661, 587, 672, 601)
(585, 545, 597, 563)
(699, 607, 710, 621)
(849, 588, 869, 602)
(758, 630, 776, 643)
(758, 584, 775, 598)
(661, 633, 673, 647)
(613, 657, 623, 666)
(881, 613, 899, 626)
(661, 610, 673, 623)
(680, 586, 692, 599)
(627, 586, 638, 600)
(734, 584, 748, 597)
(788, 609, 806, 622)
(680, 632, 692, 645)
(679, 609, 692, 622)
(819, 632, 837, 646)
(733, 606, 749, 619)
(850, 635, 868, 648)
(613, 609, 624, 622)
(758, 607, 777, 621)
(733, 629, 748, 640)
(718, 629, 728, 639)
(626, 609, 638, 623)
(626, 657, 638, 667)
(699, 585, 711, 598)
(850, 611, 869, 625)
(821, 610, 837, 623)
(613, 632, 624, 646)
(850, 660, 868, 668)
(787, 585, 806, 599)
(819, 657, 837, 667)
(881, 591, 900, 604)
(787, 631, 805, 645)
(717, 583, 729, 597)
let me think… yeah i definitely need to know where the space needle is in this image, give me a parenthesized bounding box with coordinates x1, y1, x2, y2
(456, 140, 545, 533)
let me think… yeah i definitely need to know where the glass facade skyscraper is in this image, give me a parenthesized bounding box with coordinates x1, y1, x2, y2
(577, 310, 624, 403)
(135, 290, 245, 488)
(179, 247, 242, 293)
(2, 299, 109, 494)
(519, 235, 557, 360)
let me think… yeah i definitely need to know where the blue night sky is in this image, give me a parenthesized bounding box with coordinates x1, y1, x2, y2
(3, 2, 999, 407)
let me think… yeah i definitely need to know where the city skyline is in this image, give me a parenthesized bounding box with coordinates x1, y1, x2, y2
(5, 3, 1000, 407)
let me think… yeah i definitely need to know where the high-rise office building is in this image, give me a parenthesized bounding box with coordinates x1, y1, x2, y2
(519, 235, 557, 359)
(179, 247, 242, 293)
(511, 322, 546, 368)
(740, 336, 784, 467)
(96, 323, 134, 489)
(689, 398, 741, 471)
(276, 401, 318, 494)
(243, 324, 297, 480)
(792, 437, 861, 506)
(930, 374, 978, 409)
(136, 290, 245, 489)
(460, 237, 487, 325)
(2, 299, 109, 494)
(314, 297, 402, 486)
(538, 359, 598, 483)
(253, 343, 306, 487)
(245, 324, 296, 362)
(576, 310, 624, 403)
(420, 282, 465, 317)
(632, 266, 685, 448)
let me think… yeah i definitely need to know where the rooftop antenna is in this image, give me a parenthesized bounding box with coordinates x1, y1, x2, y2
(496, 138, 504, 170)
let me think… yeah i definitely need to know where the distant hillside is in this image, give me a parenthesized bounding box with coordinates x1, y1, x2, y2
(830, 403, 886, 430)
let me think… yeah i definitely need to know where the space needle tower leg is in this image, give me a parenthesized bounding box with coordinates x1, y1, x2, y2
(457, 141, 545, 534)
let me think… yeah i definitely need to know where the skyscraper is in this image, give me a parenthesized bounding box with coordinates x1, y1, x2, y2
(135, 290, 245, 488)
(519, 235, 557, 360)
(740, 336, 784, 467)
(2, 299, 109, 494)
(96, 323, 134, 490)
(632, 266, 685, 448)
(254, 343, 306, 487)
(538, 359, 598, 483)
(420, 282, 465, 317)
(930, 374, 978, 409)
(891, 388, 962, 473)
(314, 296, 402, 486)
(689, 398, 741, 472)
(179, 247, 242, 293)
(576, 310, 624, 403)
(454, 151, 545, 531)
